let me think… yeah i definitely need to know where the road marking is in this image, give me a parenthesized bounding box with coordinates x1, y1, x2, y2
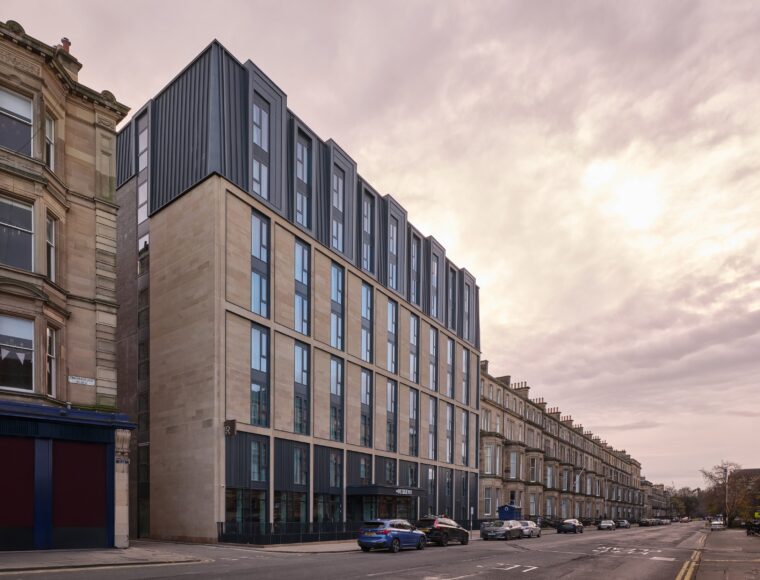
(650, 556, 675, 561)
(522, 566, 538, 572)
(496, 565, 521, 571)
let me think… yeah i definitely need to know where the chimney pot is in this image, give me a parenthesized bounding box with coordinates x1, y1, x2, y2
(61, 37, 71, 52)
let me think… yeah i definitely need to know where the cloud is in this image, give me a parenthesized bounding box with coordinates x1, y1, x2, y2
(6, 0, 760, 489)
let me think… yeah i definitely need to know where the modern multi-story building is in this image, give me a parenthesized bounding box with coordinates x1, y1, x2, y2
(478, 361, 644, 523)
(0, 20, 132, 550)
(115, 40, 481, 543)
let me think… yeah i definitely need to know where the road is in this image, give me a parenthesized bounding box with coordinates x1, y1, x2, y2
(1, 523, 706, 580)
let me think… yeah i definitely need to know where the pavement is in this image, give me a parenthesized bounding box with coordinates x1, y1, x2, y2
(0, 543, 203, 574)
(696, 527, 760, 580)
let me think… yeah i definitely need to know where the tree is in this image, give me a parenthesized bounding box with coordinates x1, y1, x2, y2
(700, 461, 760, 527)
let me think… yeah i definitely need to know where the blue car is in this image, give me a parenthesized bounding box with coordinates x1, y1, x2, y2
(357, 519, 427, 553)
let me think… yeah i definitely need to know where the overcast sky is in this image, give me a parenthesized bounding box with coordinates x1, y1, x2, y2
(6, 0, 758, 489)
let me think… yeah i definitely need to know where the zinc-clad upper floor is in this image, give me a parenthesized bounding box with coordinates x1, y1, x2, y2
(115, 40, 479, 349)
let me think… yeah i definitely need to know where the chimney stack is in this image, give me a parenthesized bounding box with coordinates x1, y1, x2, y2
(61, 37, 71, 53)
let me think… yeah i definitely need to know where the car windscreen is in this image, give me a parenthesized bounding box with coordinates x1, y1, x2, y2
(417, 519, 436, 527)
(484, 520, 505, 527)
(519, 521, 531, 526)
(362, 521, 385, 529)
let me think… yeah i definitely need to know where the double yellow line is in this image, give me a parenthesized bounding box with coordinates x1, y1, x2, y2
(675, 535, 705, 580)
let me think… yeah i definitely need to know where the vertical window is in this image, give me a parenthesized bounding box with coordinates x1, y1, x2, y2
(294, 342, 310, 434)
(251, 324, 269, 427)
(295, 136, 311, 228)
(384, 459, 396, 485)
(294, 241, 310, 335)
(46, 215, 56, 282)
(446, 338, 455, 398)
(361, 192, 374, 273)
(360, 369, 373, 447)
(359, 456, 370, 483)
(484, 487, 492, 515)
(409, 388, 419, 456)
(0, 87, 32, 156)
(463, 283, 471, 341)
(293, 446, 308, 485)
(386, 300, 397, 373)
(331, 167, 345, 252)
(46, 327, 56, 397)
(360, 283, 373, 363)
(251, 211, 269, 317)
(136, 114, 149, 224)
(460, 410, 468, 465)
(0, 196, 33, 271)
(410, 236, 421, 305)
(529, 457, 538, 482)
(0, 315, 34, 391)
(409, 315, 419, 383)
(44, 115, 55, 170)
(388, 216, 398, 290)
(329, 450, 342, 488)
(461, 348, 470, 405)
(445, 403, 453, 463)
(447, 268, 457, 330)
(428, 327, 438, 391)
(430, 256, 439, 317)
(428, 398, 437, 460)
(251, 439, 268, 482)
(330, 263, 344, 350)
(330, 357, 344, 442)
(386, 380, 397, 452)
(510, 452, 519, 480)
(252, 95, 270, 200)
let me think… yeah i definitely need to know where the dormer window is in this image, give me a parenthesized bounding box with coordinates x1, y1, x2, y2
(0, 87, 32, 156)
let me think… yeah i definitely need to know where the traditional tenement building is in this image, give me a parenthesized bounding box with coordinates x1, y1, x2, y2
(0, 20, 132, 550)
(642, 480, 671, 519)
(478, 361, 644, 523)
(115, 40, 481, 543)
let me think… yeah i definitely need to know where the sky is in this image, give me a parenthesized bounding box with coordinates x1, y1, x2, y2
(5, 0, 759, 490)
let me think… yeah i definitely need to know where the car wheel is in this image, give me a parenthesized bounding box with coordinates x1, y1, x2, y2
(440, 534, 449, 547)
(417, 537, 426, 550)
(361, 547, 370, 552)
(461, 535, 469, 545)
(389, 539, 401, 553)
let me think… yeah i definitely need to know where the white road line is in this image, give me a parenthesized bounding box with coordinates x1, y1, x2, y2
(650, 556, 676, 561)
(495, 565, 521, 571)
(522, 566, 538, 572)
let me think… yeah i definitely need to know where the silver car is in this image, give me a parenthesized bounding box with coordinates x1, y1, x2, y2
(597, 520, 616, 530)
(518, 520, 542, 538)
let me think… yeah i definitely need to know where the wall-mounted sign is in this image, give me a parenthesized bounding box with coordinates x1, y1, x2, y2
(395, 488, 413, 496)
(68, 376, 95, 386)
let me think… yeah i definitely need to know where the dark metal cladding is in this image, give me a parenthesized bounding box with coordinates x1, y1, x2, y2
(313, 445, 342, 494)
(116, 122, 134, 188)
(274, 438, 309, 492)
(150, 46, 212, 213)
(346, 451, 372, 486)
(419, 464, 436, 515)
(225, 432, 269, 490)
(219, 46, 248, 192)
(438, 466, 453, 517)
(399, 460, 418, 487)
(374, 455, 396, 485)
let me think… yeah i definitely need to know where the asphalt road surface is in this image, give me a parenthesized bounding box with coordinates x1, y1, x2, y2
(2, 523, 706, 580)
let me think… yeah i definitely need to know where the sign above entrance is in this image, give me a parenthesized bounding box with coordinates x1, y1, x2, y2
(395, 488, 413, 496)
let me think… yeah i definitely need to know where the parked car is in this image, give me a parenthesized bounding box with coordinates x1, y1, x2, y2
(597, 520, 616, 531)
(616, 519, 631, 529)
(680, 517, 691, 523)
(710, 519, 726, 531)
(481, 520, 523, 541)
(416, 516, 470, 546)
(518, 520, 542, 538)
(357, 519, 427, 553)
(557, 519, 584, 534)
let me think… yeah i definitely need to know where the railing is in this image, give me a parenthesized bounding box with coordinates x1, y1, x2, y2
(219, 521, 366, 545)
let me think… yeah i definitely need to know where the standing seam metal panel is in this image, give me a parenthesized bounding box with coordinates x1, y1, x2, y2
(115, 124, 134, 188)
(220, 49, 248, 191)
(150, 48, 212, 214)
